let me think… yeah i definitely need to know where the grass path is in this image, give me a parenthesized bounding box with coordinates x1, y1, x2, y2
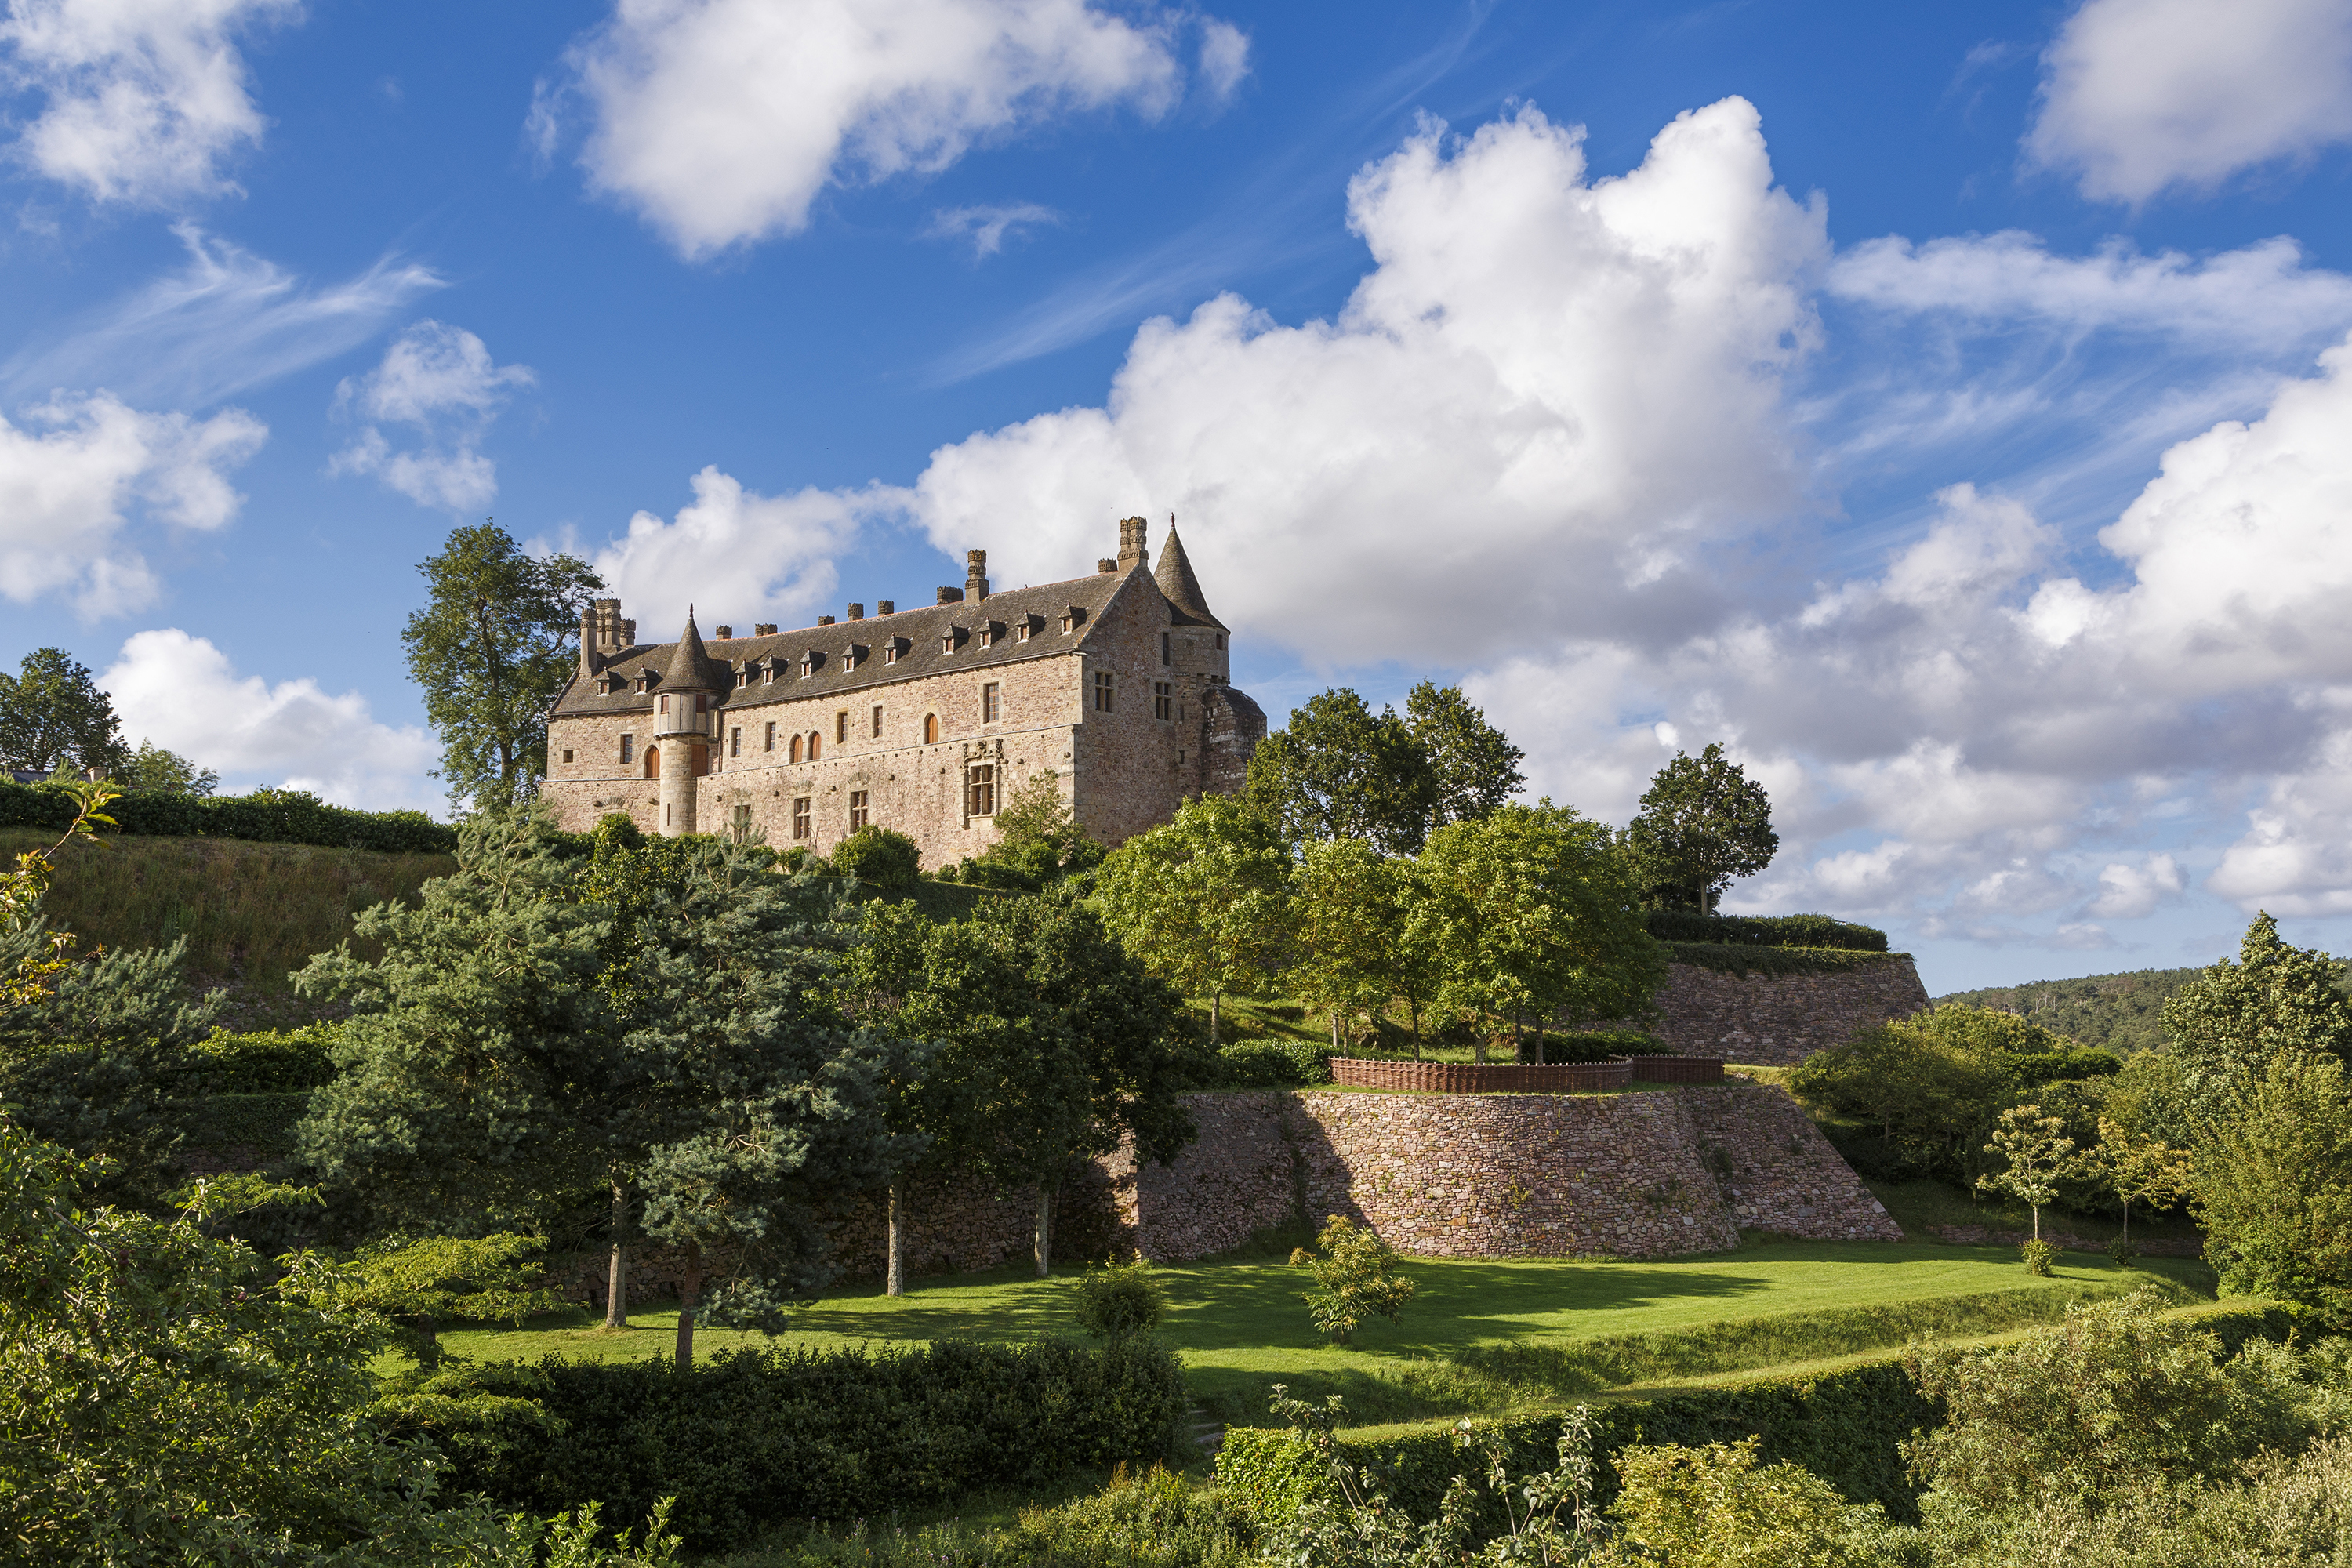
(436, 1240, 2210, 1426)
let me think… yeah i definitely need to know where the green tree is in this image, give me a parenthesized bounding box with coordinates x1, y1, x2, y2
(1293, 837, 1442, 1055)
(1410, 802, 1664, 1062)
(1403, 680, 1525, 832)
(116, 736, 220, 794)
(1628, 742, 1777, 913)
(1243, 688, 1438, 856)
(1290, 1214, 1415, 1345)
(1605, 1437, 1877, 1568)
(2196, 1051, 2352, 1317)
(0, 646, 129, 778)
(830, 824, 922, 889)
(2088, 1116, 2194, 1244)
(314, 1232, 564, 1370)
(1976, 1104, 2077, 1240)
(2161, 913, 2352, 1119)
(402, 521, 604, 811)
(1092, 793, 1293, 1045)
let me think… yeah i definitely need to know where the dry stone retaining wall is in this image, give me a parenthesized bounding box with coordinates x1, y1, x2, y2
(1634, 956, 1932, 1065)
(1677, 1084, 1903, 1240)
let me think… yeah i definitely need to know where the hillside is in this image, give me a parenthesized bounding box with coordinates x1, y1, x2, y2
(1934, 967, 2207, 1054)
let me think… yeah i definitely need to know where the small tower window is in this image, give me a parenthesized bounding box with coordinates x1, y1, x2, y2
(982, 682, 1000, 723)
(561, 749, 574, 764)
(1214, 633, 1225, 649)
(924, 713, 938, 744)
(764, 721, 777, 752)
(1153, 681, 1173, 721)
(1094, 671, 1114, 711)
(659, 694, 669, 714)
(1161, 632, 1170, 665)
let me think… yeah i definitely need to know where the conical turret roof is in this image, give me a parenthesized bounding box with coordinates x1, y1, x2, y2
(661, 608, 719, 690)
(1153, 523, 1224, 630)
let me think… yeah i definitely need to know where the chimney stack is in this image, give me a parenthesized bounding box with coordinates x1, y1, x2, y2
(1116, 517, 1149, 572)
(966, 549, 990, 602)
(847, 603, 865, 620)
(753, 622, 777, 636)
(877, 600, 895, 615)
(937, 586, 964, 604)
(1098, 558, 1117, 574)
(818, 615, 835, 626)
(713, 625, 733, 640)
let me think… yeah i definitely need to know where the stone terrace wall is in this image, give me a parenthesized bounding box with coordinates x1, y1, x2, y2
(1330, 1058, 1635, 1093)
(1677, 1083, 1900, 1240)
(1638, 956, 1931, 1065)
(1094, 1089, 1298, 1260)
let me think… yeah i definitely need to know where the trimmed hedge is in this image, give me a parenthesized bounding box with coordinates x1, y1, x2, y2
(406, 1336, 1192, 1550)
(0, 780, 455, 855)
(1217, 1040, 1334, 1087)
(1215, 1298, 2312, 1535)
(1664, 941, 1904, 978)
(1646, 912, 1888, 953)
(1541, 1029, 1668, 1064)
(184, 1025, 340, 1093)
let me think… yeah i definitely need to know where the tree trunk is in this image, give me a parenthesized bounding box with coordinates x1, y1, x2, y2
(604, 1182, 629, 1330)
(2122, 1198, 2132, 1243)
(1033, 1188, 1053, 1278)
(886, 1179, 906, 1298)
(1210, 991, 1221, 1047)
(674, 1242, 703, 1370)
(1330, 1010, 1341, 1056)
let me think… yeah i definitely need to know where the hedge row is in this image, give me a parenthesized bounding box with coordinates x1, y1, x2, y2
(1215, 1298, 2312, 1536)
(184, 1025, 341, 1094)
(1663, 941, 1904, 978)
(0, 780, 456, 855)
(406, 1336, 1192, 1551)
(1644, 911, 1889, 953)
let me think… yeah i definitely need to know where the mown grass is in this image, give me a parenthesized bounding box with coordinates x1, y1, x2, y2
(435, 1240, 2211, 1429)
(3, 827, 453, 989)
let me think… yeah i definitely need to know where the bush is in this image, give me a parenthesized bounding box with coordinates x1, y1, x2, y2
(1290, 1214, 1414, 1345)
(829, 826, 920, 890)
(1073, 1255, 1167, 1339)
(1541, 1029, 1668, 1064)
(414, 1336, 1192, 1551)
(2021, 1239, 2057, 1276)
(0, 779, 456, 853)
(1216, 1040, 1330, 1087)
(1644, 910, 1888, 953)
(782, 1464, 1250, 1566)
(184, 1024, 341, 1093)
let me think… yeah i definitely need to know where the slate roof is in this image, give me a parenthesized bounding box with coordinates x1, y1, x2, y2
(553, 564, 1145, 719)
(1152, 524, 1225, 630)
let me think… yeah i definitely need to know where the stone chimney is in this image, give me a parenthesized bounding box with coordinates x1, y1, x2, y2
(713, 624, 733, 640)
(1116, 517, 1149, 572)
(818, 615, 835, 625)
(877, 599, 895, 615)
(753, 622, 777, 636)
(579, 597, 628, 677)
(847, 603, 865, 620)
(1098, 558, 1117, 574)
(967, 549, 990, 602)
(937, 586, 964, 604)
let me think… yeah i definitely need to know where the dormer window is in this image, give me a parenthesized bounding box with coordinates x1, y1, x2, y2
(1059, 606, 1084, 633)
(633, 675, 648, 694)
(800, 651, 822, 677)
(735, 669, 750, 688)
(761, 661, 776, 684)
(982, 620, 1005, 647)
(844, 643, 866, 670)
(941, 626, 966, 655)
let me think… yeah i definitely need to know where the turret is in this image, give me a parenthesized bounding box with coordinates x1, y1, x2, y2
(655, 609, 716, 836)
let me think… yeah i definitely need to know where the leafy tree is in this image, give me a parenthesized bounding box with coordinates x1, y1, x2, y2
(1293, 837, 1442, 1055)
(314, 1232, 564, 1370)
(115, 736, 220, 794)
(403, 521, 604, 812)
(1410, 802, 1664, 1062)
(0, 780, 118, 1014)
(2197, 1051, 2352, 1317)
(2088, 1117, 2194, 1244)
(2161, 913, 2352, 1120)
(1976, 1104, 2077, 1240)
(1243, 688, 1438, 856)
(0, 646, 129, 778)
(1092, 793, 1293, 1045)
(1290, 1214, 1415, 1345)
(1628, 742, 1777, 913)
(830, 824, 922, 889)
(1606, 1436, 1877, 1567)
(1403, 680, 1526, 832)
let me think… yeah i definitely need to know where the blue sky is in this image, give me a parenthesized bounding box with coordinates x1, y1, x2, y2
(5, 0, 2352, 993)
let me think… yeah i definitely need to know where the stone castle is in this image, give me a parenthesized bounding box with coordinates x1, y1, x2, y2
(543, 517, 1268, 862)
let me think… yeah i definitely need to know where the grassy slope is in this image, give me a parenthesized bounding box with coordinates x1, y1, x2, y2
(436, 1241, 2208, 1428)
(3, 827, 453, 993)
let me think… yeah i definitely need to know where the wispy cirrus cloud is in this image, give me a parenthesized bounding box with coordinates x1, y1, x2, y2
(924, 200, 1061, 258)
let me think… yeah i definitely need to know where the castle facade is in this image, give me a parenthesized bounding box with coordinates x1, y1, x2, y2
(541, 517, 1268, 863)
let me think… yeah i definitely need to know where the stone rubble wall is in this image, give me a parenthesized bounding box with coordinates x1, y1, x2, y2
(1632, 956, 1933, 1065)
(1675, 1083, 1903, 1240)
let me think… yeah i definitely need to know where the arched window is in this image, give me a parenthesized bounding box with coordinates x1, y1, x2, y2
(808, 732, 822, 760)
(789, 735, 802, 763)
(924, 713, 938, 744)
(643, 745, 659, 779)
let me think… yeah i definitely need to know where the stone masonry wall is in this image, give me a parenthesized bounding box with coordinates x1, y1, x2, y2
(1634, 956, 1933, 1065)
(1677, 1083, 1902, 1240)
(1095, 1090, 1298, 1260)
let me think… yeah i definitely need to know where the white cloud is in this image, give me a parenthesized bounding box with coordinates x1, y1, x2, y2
(2211, 725, 2352, 916)
(2026, 0, 2352, 202)
(2087, 854, 2187, 918)
(0, 0, 301, 205)
(1829, 232, 2352, 353)
(1197, 18, 1247, 99)
(925, 200, 1061, 257)
(550, 0, 1232, 256)
(585, 464, 893, 637)
(0, 390, 263, 616)
(101, 628, 437, 810)
(1, 225, 443, 410)
(906, 98, 1828, 666)
(328, 321, 533, 514)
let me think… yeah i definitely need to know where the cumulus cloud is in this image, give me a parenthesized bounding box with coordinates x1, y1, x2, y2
(102, 628, 438, 810)
(0, 0, 301, 205)
(2026, 0, 2352, 202)
(583, 464, 895, 636)
(0, 390, 264, 616)
(906, 98, 1828, 666)
(548, 0, 1240, 256)
(925, 200, 1061, 257)
(2087, 854, 2187, 918)
(1, 225, 443, 410)
(328, 321, 534, 514)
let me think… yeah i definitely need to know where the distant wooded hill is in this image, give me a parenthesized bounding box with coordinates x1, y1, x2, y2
(1934, 967, 2208, 1054)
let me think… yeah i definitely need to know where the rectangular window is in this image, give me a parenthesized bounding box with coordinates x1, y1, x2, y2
(1161, 631, 1171, 664)
(849, 790, 869, 829)
(1094, 671, 1113, 711)
(870, 704, 883, 738)
(1153, 680, 1173, 720)
(764, 721, 776, 752)
(982, 681, 1000, 722)
(966, 764, 997, 818)
(793, 797, 812, 840)
(560, 749, 574, 764)
(836, 711, 848, 744)
(728, 727, 741, 758)
(619, 734, 633, 764)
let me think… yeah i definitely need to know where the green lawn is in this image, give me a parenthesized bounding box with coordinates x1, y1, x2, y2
(437, 1239, 2210, 1428)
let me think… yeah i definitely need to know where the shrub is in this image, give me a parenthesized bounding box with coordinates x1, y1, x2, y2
(1542, 1029, 1668, 1064)
(1290, 1214, 1414, 1345)
(415, 1335, 1192, 1551)
(2020, 1239, 2057, 1276)
(0, 779, 456, 853)
(1217, 1040, 1330, 1087)
(1607, 1436, 1881, 1566)
(1643, 910, 1888, 953)
(2198, 1051, 2352, 1320)
(829, 826, 920, 890)
(2107, 1237, 2139, 1267)
(1074, 1254, 1167, 1338)
(782, 1464, 1250, 1566)
(184, 1023, 341, 1093)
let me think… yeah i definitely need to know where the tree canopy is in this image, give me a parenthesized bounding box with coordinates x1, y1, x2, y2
(2161, 913, 2352, 1113)
(1091, 793, 1293, 1044)
(402, 522, 604, 812)
(1404, 680, 1526, 831)
(0, 646, 129, 779)
(1628, 742, 1777, 912)
(1243, 688, 1437, 855)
